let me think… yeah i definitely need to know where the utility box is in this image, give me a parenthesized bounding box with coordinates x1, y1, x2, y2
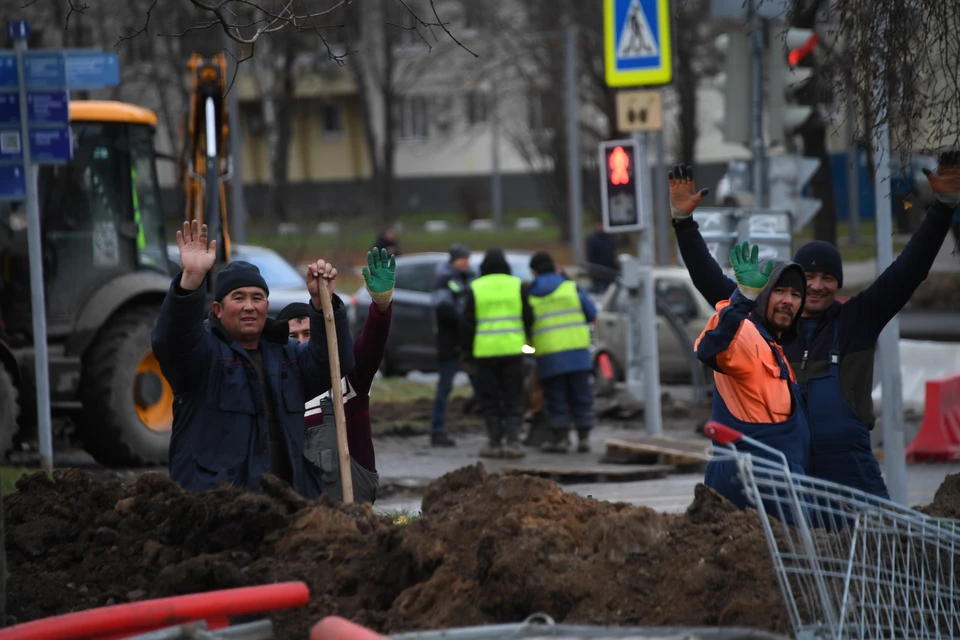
(677, 208, 793, 270)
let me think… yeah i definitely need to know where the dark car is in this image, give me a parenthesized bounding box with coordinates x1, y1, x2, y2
(350, 250, 535, 375)
(167, 243, 311, 318)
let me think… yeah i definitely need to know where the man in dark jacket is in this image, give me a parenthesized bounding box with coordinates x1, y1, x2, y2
(668, 156, 960, 499)
(460, 248, 534, 458)
(586, 219, 619, 294)
(151, 220, 355, 497)
(430, 242, 474, 447)
(527, 251, 598, 453)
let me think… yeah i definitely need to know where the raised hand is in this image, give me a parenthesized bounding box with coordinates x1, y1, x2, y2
(362, 247, 396, 311)
(668, 163, 710, 221)
(730, 241, 773, 301)
(306, 259, 338, 309)
(177, 220, 217, 291)
(923, 150, 960, 206)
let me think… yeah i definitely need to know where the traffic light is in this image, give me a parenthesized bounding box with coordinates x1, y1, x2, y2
(714, 30, 753, 145)
(599, 139, 642, 232)
(767, 28, 818, 145)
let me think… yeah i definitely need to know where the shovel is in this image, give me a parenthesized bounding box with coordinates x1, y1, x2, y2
(316, 274, 354, 504)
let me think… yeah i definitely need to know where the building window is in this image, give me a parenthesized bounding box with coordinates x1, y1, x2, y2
(394, 97, 428, 140)
(463, 0, 486, 31)
(321, 104, 343, 139)
(466, 93, 487, 126)
(528, 89, 550, 131)
(395, 1, 426, 48)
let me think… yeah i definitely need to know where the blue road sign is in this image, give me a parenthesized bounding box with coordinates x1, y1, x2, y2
(25, 52, 67, 89)
(27, 91, 69, 125)
(0, 164, 26, 201)
(0, 163, 26, 200)
(0, 54, 15, 89)
(7, 20, 30, 41)
(603, 0, 673, 87)
(66, 52, 120, 89)
(0, 94, 18, 126)
(30, 126, 72, 163)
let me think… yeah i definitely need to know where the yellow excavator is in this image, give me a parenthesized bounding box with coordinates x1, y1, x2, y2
(0, 55, 233, 466)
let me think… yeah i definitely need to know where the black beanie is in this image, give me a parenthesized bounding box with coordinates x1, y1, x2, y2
(774, 267, 805, 293)
(480, 248, 511, 276)
(793, 241, 843, 287)
(214, 261, 270, 301)
(530, 251, 555, 275)
(276, 302, 309, 323)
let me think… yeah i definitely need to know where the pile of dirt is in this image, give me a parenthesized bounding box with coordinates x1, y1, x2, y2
(918, 472, 960, 518)
(907, 272, 960, 311)
(6, 466, 792, 637)
(372, 396, 482, 434)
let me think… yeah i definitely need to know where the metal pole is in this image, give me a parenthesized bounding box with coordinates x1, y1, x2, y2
(224, 34, 247, 243)
(847, 98, 860, 247)
(749, 0, 766, 207)
(565, 25, 584, 266)
(873, 111, 908, 505)
(14, 36, 54, 474)
(654, 129, 669, 265)
(490, 79, 503, 228)
(634, 131, 663, 436)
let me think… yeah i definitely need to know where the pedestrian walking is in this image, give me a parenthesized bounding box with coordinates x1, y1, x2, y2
(527, 251, 598, 453)
(460, 248, 534, 459)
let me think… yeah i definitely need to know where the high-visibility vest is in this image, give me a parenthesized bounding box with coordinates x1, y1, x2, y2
(471, 274, 525, 358)
(529, 280, 590, 356)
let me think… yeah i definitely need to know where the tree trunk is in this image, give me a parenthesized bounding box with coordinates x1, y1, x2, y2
(269, 52, 296, 222)
(675, 3, 698, 164)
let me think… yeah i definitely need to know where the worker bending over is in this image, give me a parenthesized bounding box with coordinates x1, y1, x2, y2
(278, 247, 395, 504)
(696, 242, 809, 510)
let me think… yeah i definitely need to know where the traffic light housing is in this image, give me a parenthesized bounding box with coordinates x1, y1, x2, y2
(767, 28, 817, 145)
(714, 31, 753, 145)
(599, 139, 642, 232)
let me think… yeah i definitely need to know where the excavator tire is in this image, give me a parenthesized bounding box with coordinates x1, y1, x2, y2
(0, 365, 19, 458)
(78, 306, 171, 467)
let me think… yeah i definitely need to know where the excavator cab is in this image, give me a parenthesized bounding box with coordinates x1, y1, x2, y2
(0, 101, 176, 464)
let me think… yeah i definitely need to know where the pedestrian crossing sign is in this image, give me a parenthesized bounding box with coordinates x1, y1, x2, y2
(604, 0, 673, 87)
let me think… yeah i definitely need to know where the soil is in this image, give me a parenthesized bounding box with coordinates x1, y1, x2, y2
(918, 472, 960, 518)
(371, 396, 483, 435)
(6, 465, 793, 637)
(906, 272, 960, 311)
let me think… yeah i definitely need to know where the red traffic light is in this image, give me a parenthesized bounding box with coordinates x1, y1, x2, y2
(608, 146, 631, 185)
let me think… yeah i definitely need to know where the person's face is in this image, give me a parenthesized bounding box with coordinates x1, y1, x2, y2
(213, 287, 269, 344)
(803, 271, 839, 316)
(288, 316, 310, 344)
(452, 256, 470, 272)
(765, 285, 803, 334)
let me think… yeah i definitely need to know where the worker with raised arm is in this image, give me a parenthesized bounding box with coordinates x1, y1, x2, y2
(151, 220, 355, 497)
(671, 155, 960, 499)
(278, 247, 395, 505)
(696, 242, 809, 509)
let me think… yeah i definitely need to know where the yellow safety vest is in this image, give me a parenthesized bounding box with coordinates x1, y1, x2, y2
(529, 280, 590, 356)
(471, 274, 525, 358)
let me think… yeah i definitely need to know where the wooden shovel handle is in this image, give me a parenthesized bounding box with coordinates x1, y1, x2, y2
(316, 275, 354, 504)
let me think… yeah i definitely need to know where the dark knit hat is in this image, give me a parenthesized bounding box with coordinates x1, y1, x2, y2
(214, 261, 269, 301)
(793, 241, 843, 288)
(480, 248, 512, 276)
(276, 302, 309, 323)
(530, 251, 555, 275)
(774, 266, 806, 293)
(449, 242, 470, 261)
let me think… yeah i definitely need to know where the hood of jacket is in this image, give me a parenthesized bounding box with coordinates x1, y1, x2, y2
(207, 310, 291, 347)
(529, 272, 568, 297)
(479, 249, 512, 276)
(754, 260, 806, 344)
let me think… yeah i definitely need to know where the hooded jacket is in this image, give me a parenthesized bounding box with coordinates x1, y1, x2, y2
(151, 272, 355, 497)
(459, 251, 535, 358)
(694, 261, 806, 424)
(527, 271, 597, 378)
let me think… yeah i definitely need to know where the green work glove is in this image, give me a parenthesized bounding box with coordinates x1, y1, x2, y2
(730, 241, 773, 301)
(362, 247, 396, 310)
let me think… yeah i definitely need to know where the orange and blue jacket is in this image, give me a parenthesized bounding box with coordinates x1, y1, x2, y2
(694, 291, 795, 423)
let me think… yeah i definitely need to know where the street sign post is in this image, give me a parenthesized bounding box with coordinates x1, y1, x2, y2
(0, 20, 120, 473)
(599, 138, 643, 233)
(603, 0, 673, 87)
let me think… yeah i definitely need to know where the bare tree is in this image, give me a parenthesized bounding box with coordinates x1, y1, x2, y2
(674, 0, 724, 166)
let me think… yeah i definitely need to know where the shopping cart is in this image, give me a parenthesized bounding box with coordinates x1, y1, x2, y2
(704, 421, 960, 640)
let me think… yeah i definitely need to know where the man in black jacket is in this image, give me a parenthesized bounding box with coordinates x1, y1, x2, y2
(668, 156, 960, 499)
(429, 243, 474, 447)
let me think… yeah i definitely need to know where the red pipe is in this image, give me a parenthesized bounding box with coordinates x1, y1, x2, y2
(0, 582, 310, 640)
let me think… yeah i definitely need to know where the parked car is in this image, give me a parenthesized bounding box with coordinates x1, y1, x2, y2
(166, 243, 311, 318)
(350, 250, 535, 376)
(592, 267, 716, 384)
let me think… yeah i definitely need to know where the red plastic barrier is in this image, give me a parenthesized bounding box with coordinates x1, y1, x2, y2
(0, 582, 310, 640)
(597, 352, 614, 380)
(906, 373, 960, 462)
(311, 616, 388, 640)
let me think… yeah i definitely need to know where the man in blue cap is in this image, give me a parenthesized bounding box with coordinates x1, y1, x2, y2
(152, 220, 355, 497)
(667, 155, 960, 498)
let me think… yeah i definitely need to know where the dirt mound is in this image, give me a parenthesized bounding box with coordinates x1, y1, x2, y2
(918, 473, 960, 518)
(6, 465, 791, 637)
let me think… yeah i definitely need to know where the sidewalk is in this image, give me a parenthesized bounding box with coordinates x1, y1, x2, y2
(844, 236, 959, 289)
